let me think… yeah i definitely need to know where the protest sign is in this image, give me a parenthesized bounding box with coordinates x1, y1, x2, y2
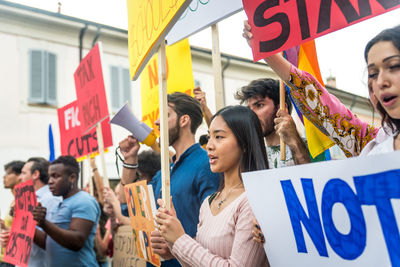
(57, 100, 112, 161)
(113, 225, 146, 267)
(3, 180, 37, 267)
(166, 0, 243, 45)
(242, 0, 400, 61)
(140, 39, 194, 136)
(127, 0, 191, 80)
(125, 181, 160, 267)
(243, 151, 400, 267)
(74, 42, 109, 133)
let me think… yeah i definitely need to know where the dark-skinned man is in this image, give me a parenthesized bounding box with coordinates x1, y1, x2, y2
(32, 156, 100, 267)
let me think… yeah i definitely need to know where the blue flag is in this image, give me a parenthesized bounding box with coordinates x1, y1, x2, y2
(48, 124, 55, 162)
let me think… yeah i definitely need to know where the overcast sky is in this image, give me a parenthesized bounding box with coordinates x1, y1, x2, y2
(8, 0, 400, 97)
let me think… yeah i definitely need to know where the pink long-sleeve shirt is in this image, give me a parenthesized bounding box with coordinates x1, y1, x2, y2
(171, 192, 268, 267)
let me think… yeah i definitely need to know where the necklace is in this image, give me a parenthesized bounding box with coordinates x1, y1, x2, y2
(216, 183, 243, 209)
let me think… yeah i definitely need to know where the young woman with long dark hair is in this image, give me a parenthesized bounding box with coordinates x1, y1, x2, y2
(155, 105, 269, 267)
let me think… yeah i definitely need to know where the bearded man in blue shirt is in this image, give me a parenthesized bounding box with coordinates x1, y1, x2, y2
(119, 92, 219, 267)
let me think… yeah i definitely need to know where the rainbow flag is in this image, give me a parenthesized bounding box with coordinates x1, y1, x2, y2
(285, 41, 335, 158)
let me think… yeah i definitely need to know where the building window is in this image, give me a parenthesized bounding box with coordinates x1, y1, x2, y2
(29, 50, 57, 106)
(110, 66, 131, 111)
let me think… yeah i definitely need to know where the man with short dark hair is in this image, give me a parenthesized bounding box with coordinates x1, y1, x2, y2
(137, 150, 161, 182)
(1, 160, 24, 267)
(235, 78, 311, 168)
(119, 92, 219, 267)
(3, 160, 25, 195)
(19, 157, 61, 267)
(32, 156, 100, 267)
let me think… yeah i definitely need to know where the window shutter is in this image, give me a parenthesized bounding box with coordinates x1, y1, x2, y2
(46, 52, 57, 106)
(111, 66, 120, 111)
(122, 68, 131, 106)
(29, 50, 45, 103)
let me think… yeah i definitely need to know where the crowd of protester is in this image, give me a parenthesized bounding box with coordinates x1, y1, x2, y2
(0, 23, 399, 266)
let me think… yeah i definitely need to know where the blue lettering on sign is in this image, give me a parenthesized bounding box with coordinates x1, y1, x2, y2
(281, 179, 328, 256)
(354, 169, 400, 265)
(281, 169, 400, 266)
(128, 188, 136, 216)
(321, 179, 366, 259)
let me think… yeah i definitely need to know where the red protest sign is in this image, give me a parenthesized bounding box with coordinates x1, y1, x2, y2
(3, 180, 37, 267)
(74, 42, 109, 132)
(57, 100, 113, 159)
(243, 0, 400, 61)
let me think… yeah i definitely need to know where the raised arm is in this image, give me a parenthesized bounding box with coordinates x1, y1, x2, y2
(243, 20, 291, 81)
(243, 20, 378, 157)
(103, 187, 130, 226)
(119, 136, 140, 185)
(91, 157, 104, 205)
(193, 87, 213, 127)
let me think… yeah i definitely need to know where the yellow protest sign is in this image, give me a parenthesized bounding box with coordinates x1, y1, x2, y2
(140, 39, 194, 136)
(127, 0, 191, 80)
(124, 181, 160, 267)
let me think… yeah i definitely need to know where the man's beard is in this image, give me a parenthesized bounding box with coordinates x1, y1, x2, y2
(263, 116, 276, 137)
(261, 106, 279, 137)
(168, 120, 181, 146)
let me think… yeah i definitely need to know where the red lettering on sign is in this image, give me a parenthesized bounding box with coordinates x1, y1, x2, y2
(58, 101, 112, 159)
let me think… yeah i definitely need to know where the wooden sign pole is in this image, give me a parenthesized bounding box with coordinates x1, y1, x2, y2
(0, 210, 2, 253)
(280, 79, 286, 161)
(86, 157, 94, 196)
(96, 123, 110, 187)
(158, 40, 171, 210)
(211, 23, 224, 111)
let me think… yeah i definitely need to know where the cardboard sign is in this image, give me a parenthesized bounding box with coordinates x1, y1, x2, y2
(57, 100, 112, 160)
(113, 225, 146, 267)
(3, 180, 37, 267)
(74, 42, 109, 132)
(140, 39, 194, 136)
(127, 0, 191, 80)
(124, 181, 160, 267)
(243, 0, 400, 61)
(243, 151, 400, 267)
(166, 0, 243, 45)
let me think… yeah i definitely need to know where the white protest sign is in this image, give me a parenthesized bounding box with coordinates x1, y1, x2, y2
(166, 0, 243, 45)
(243, 151, 400, 267)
